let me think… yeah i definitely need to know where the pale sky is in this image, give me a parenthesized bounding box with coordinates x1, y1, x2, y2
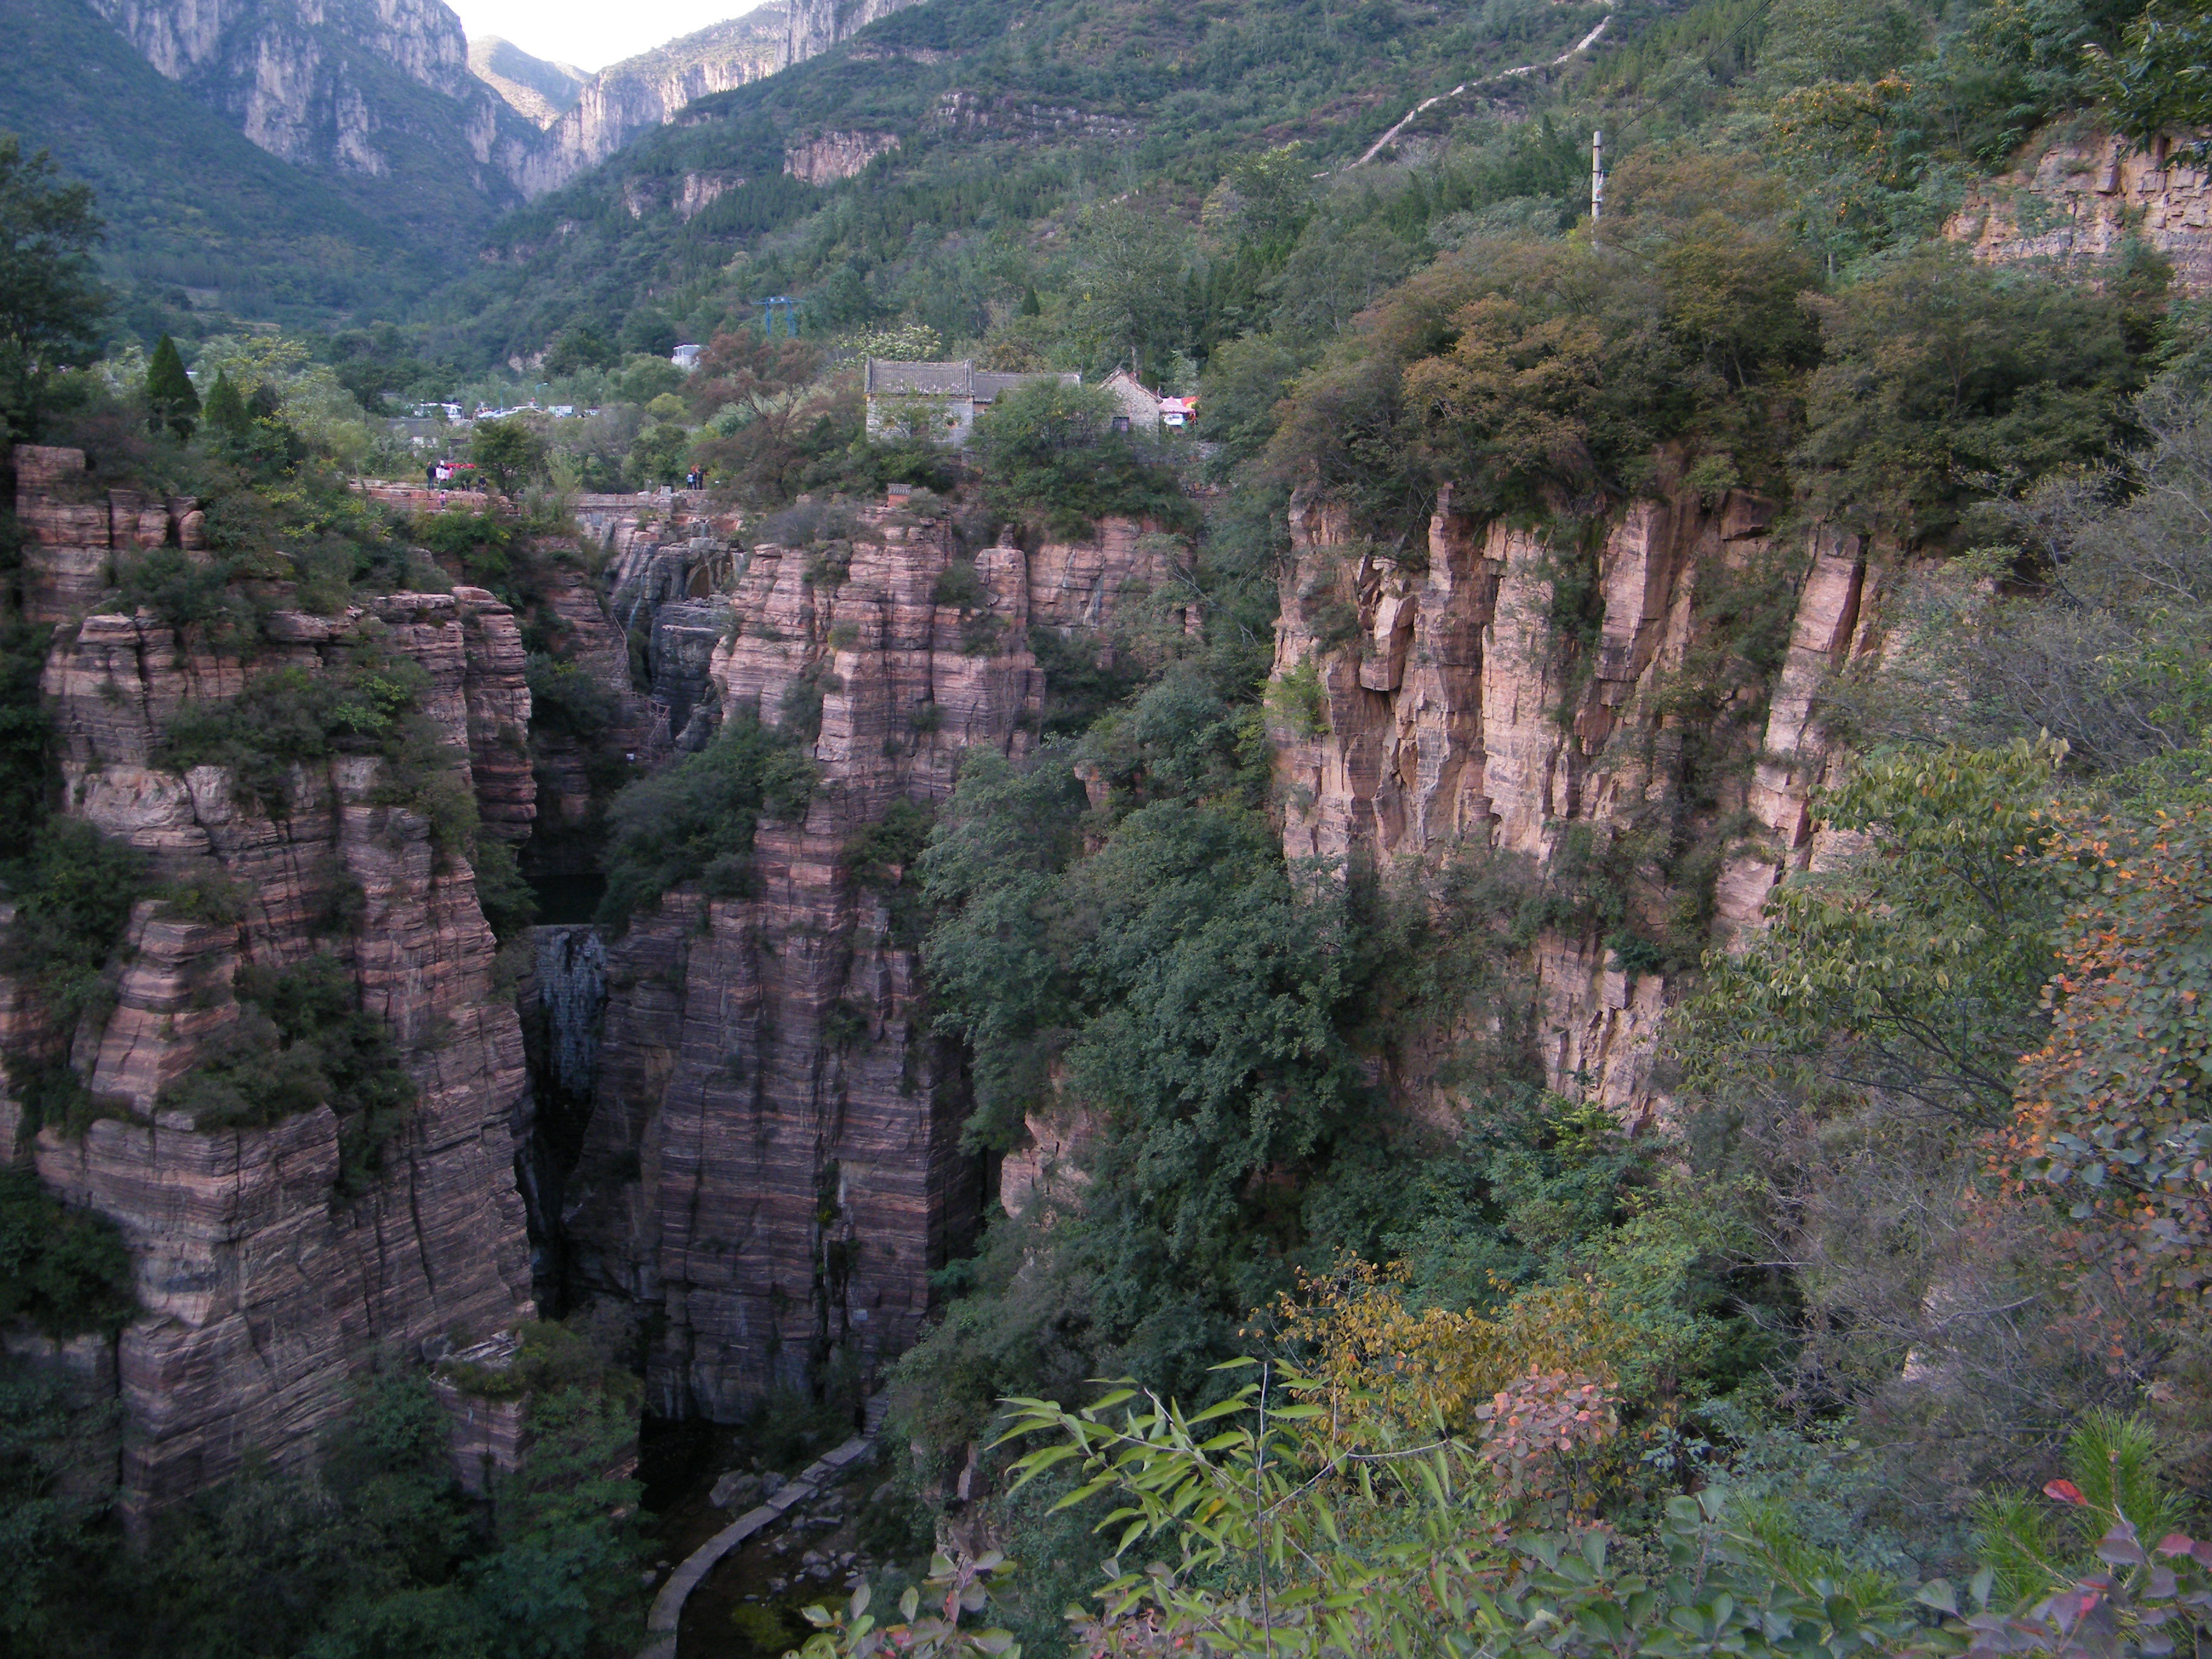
(445, 0, 771, 70)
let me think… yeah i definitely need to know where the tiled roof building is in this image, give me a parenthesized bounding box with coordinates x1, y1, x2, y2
(863, 358, 1079, 443)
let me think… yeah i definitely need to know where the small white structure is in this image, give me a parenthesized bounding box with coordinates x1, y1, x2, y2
(672, 343, 705, 371)
(1159, 395, 1196, 429)
(863, 358, 1079, 444)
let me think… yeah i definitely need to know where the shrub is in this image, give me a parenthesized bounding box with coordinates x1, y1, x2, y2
(970, 380, 1199, 540)
(525, 653, 618, 741)
(156, 954, 418, 1196)
(115, 548, 254, 644)
(597, 712, 817, 928)
(0, 1165, 135, 1335)
(0, 818, 147, 1027)
(158, 655, 432, 816)
(1795, 246, 2143, 540)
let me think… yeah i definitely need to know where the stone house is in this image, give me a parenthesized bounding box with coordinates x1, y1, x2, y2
(1101, 367, 1161, 433)
(862, 358, 1079, 443)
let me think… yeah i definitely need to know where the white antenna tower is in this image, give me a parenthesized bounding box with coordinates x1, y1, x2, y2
(1591, 129, 1605, 223)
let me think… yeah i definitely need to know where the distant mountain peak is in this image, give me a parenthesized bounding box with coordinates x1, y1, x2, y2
(469, 35, 590, 128)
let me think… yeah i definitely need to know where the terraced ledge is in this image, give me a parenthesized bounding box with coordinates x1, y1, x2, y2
(639, 1432, 877, 1659)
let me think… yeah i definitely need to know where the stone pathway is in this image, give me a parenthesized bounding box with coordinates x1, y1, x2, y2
(639, 1416, 881, 1659)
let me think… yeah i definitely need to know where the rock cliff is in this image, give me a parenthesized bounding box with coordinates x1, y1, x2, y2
(561, 502, 1189, 1418)
(467, 35, 588, 128)
(512, 10, 789, 198)
(2, 454, 538, 1518)
(1266, 484, 1886, 1124)
(86, 0, 537, 201)
(1945, 131, 2212, 295)
(779, 0, 927, 73)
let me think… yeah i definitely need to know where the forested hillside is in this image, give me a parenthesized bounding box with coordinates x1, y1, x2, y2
(2, 0, 2212, 1649)
(0, 0, 445, 331)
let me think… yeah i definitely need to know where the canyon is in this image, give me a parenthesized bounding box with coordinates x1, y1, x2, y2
(3, 426, 1901, 1516)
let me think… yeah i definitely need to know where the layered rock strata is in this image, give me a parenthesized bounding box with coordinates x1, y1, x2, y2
(1946, 130, 2212, 295)
(564, 508, 1187, 1418)
(12, 445, 203, 629)
(5, 586, 538, 1520)
(1267, 485, 1883, 1123)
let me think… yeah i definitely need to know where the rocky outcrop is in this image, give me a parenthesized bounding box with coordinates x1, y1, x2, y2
(779, 0, 925, 73)
(1946, 131, 2212, 295)
(563, 507, 1185, 1418)
(8, 585, 538, 1521)
(514, 10, 789, 198)
(12, 445, 201, 629)
(85, 0, 538, 198)
(783, 132, 900, 185)
(1268, 484, 1880, 1123)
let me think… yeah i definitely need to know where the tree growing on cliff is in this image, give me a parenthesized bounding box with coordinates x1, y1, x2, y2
(144, 332, 198, 440)
(2097, 0, 2212, 155)
(0, 134, 106, 447)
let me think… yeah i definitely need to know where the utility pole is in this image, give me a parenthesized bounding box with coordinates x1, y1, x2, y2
(1591, 129, 1605, 224)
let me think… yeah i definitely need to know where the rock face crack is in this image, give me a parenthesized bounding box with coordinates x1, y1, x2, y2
(5, 499, 538, 1521)
(566, 504, 1195, 1419)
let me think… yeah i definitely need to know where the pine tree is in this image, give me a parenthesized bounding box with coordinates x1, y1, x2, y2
(201, 369, 247, 437)
(144, 333, 198, 440)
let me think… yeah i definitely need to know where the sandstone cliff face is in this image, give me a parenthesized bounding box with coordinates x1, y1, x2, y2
(1946, 132, 2212, 295)
(4, 571, 538, 1518)
(563, 506, 1186, 1418)
(87, 0, 536, 195)
(1267, 486, 1885, 1124)
(12, 444, 202, 629)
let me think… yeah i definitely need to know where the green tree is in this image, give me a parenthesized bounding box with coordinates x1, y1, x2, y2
(0, 134, 106, 446)
(625, 421, 691, 487)
(545, 324, 618, 376)
(144, 331, 198, 439)
(0, 1166, 135, 1335)
(2097, 0, 2212, 155)
(1794, 246, 2143, 538)
(202, 367, 249, 437)
(969, 379, 1195, 540)
(619, 307, 677, 358)
(471, 417, 548, 494)
(596, 712, 816, 928)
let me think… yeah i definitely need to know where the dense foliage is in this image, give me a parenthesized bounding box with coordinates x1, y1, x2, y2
(4, 0, 2212, 1649)
(158, 954, 421, 1196)
(596, 711, 819, 927)
(0, 1334, 646, 1659)
(0, 1165, 134, 1336)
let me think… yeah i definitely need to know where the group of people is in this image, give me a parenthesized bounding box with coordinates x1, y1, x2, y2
(425, 460, 474, 486)
(683, 467, 705, 490)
